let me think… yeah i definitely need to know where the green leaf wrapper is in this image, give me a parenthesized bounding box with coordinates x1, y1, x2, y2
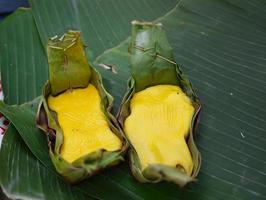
(118, 21, 202, 187)
(36, 31, 127, 184)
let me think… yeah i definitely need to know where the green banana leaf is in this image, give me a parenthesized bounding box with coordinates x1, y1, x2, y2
(36, 31, 127, 183)
(118, 21, 201, 187)
(0, 0, 266, 199)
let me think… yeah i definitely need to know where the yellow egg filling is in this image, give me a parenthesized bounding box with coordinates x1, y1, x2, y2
(48, 84, 122, 163)
(124, 85, 194, 175)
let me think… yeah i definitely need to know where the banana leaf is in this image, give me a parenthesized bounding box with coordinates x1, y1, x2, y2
(0, 0, 266, 199)
(118, 21, 201, 187)
(36, 31, 127, 183)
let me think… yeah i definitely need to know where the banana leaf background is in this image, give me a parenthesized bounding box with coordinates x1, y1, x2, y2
(0, 0, 266, 199)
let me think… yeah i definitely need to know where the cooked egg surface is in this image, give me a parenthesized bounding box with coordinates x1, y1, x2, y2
(48, 84, 122, 163)
(124, 85, 194, 175)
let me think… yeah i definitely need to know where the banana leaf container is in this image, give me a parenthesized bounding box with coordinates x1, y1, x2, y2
(118, 21, 201, 187)
(36, 31, 127, 183)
